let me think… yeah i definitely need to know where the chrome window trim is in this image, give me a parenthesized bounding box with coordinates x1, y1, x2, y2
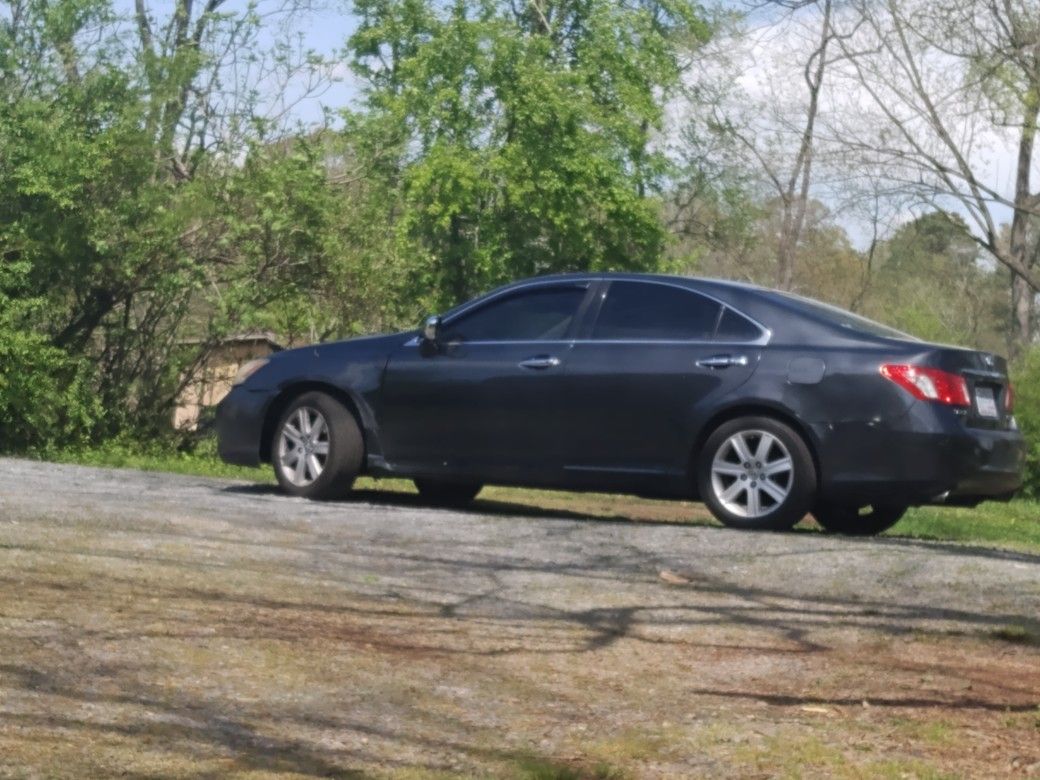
(403, 276, 773, 348)
(441, 279, 592, 327)
(404, 335, 770, 347)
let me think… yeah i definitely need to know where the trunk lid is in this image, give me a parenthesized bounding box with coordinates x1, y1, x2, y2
(929, 347, 1013, 429)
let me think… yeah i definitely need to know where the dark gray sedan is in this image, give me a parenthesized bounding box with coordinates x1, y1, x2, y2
(217, 273, 1025, 535)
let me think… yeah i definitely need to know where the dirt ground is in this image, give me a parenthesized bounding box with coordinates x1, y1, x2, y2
(0, 458, 1038, 778)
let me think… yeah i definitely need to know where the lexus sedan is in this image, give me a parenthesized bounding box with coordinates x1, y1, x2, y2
(216, 273, 1025, 534)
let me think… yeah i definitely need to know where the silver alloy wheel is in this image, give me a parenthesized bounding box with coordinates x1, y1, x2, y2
(277, 406, 330, 487)
(710, 429, 793, 519)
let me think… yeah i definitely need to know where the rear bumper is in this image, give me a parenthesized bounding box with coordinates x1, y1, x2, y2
(215, 385, 274, 467)
(812, 404, 1025, 507)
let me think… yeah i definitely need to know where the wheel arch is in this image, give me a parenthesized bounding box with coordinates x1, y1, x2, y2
(260, 381, 370, 465)
(689, 402, 822, 486)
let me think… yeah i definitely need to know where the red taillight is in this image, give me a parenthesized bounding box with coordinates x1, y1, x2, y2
(1005, 381, 1015, 413)
(880, 364, 970, 407)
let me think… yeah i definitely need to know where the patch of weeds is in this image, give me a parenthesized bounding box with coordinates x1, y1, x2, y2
(988, 624, 1040, 645)
(734, 735, 849, 777)
(387, 770, 468, 780)
(511, 754, 625, 780)
(888, 717, 955, 746)
(866, 759, 958, 780)
(584, 725, 685, 765)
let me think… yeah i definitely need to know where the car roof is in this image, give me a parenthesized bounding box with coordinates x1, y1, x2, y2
(494, 271, 765, 292)
(472, 271, 773, 314)
(448, 272, 913, 347)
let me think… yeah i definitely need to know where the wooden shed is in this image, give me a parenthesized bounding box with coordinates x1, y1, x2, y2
(174, 333, 283, 431)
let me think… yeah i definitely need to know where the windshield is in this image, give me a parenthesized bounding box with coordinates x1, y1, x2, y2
(777, 292, 919, 341)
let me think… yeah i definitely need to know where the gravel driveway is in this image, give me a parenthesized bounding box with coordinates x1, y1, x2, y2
(1, 458, 1038, 778)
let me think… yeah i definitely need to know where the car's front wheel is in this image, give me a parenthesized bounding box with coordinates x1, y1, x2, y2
(272, 392, 363, 500)
(812, 503, 907, 536)
(414, 479, 483, 506)
(697, 416, 816, 531)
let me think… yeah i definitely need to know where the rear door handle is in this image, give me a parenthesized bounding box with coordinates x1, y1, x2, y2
(519, 355, 561, 370)
(696, 354, 748, 369)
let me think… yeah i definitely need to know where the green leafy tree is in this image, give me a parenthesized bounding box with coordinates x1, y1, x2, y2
(0, 261, 99, 451)
(0, 0, 350, 443)
(1011, 347, 1040, 498)
(860, 212, 1009, 354)
(347, 0, 711, 312)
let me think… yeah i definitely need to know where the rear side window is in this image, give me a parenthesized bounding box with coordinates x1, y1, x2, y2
(775, 291, 918, 341)
(591, 281, 721, 341)
(443, 286, 586, 342)
(715, 307, 764, 342)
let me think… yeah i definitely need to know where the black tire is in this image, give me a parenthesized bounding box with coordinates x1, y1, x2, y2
(271, 391, 363, 500)
(813, 503, 907, 536)
(414, 479, 483, 506)
(697, 415, 817, 531)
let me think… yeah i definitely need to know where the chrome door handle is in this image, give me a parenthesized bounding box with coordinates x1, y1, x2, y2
(519, 355, 561, 370)
(696, 354, 748, 369)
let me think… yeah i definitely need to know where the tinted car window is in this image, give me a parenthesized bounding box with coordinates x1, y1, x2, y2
(444, 286, 586, 342)
(592, 281, 721, 341)
(715, 307, 764, 342)
(775, 291, 918, 341)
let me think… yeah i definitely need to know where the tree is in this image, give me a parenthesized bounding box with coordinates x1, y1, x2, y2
(346, 0, 711, 311)
(681, 0, 837, 291)
(832, 0, 1040, 351)
(0, 0, 346, 441)
(860, 211, 1010, 353)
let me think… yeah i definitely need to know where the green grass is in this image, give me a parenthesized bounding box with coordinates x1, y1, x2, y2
(48, 440, 276, 482)
(36, 445, 1040, 553)
(893, 501, 1040, 552)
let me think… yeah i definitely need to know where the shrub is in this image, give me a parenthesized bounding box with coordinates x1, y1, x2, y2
(1012, 348, 1040, 499)
(0, 264, 100, 452)
(0, 328, 100, 453)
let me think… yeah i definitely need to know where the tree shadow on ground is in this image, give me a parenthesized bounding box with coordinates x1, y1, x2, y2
(6, 486, 1040, 777)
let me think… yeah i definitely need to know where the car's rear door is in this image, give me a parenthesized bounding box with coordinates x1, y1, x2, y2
(559, 279, 764, 482)
(379, 281, 595, 481)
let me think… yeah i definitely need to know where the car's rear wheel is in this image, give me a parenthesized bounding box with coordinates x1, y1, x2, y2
(813, 503, 907, 536)
(414, 479, 483, 506)
(697, 416, 816, 531)
(272, 392, 363, 500)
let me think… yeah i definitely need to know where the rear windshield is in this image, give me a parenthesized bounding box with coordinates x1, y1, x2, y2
(776, 292, 919, 341)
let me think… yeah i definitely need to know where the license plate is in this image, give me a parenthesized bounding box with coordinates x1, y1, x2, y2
(975, 386, 998, 418)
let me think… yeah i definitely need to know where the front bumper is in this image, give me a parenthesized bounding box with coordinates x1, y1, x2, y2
(215, 385, 275, 467)
(812, 404, 1026, 507)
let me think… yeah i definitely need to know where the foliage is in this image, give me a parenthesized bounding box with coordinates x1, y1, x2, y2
(347, 0, 711, 312)
(0, 0, 358, 443)
(857, 212, 1010, 355)
(0, 262, 99, 451)
(1011, 347, 1040, 499)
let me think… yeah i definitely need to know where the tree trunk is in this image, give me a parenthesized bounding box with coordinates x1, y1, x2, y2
(774, 0, 831, 291)
(1011, 273, 1034, 353)
(1007, 87, 1040, 353)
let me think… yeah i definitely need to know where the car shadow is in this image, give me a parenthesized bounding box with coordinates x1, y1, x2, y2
(220, 482, 1040, 565)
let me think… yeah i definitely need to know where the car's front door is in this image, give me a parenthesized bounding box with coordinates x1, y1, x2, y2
(560, 280, 763, 484)
(379, 282, 594, 481)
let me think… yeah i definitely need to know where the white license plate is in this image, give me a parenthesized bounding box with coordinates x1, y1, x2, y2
(975, 386, 999, 418)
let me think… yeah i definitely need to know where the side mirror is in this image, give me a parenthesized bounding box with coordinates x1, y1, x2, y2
(422, 315, 441, 344)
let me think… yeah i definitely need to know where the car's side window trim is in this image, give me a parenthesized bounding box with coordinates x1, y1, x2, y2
(437, 280, 593, 345)
(579, 279, 771, 346)
(402, 277, 772, 347)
